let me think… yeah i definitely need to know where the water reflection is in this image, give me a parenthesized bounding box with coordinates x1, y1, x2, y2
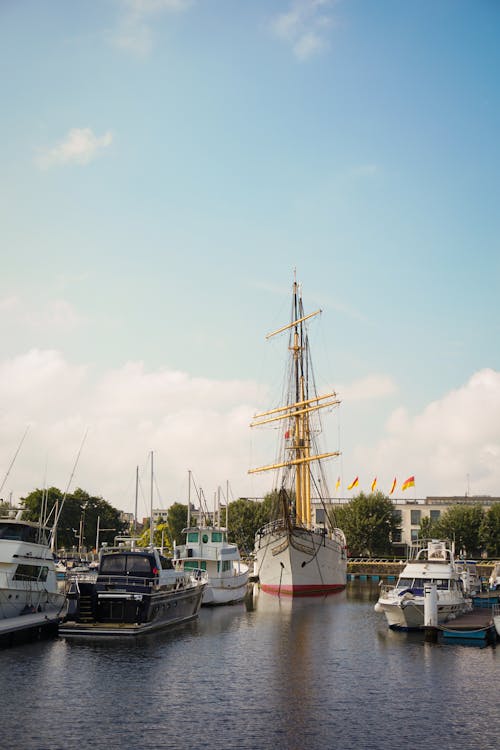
(1, 582, 499, 750)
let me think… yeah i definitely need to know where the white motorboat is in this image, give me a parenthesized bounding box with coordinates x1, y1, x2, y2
(174, 525, 249, 605)
(250, 275, 347, 596)
(0, 513, 65, 620)
(374, 539, 472, 630)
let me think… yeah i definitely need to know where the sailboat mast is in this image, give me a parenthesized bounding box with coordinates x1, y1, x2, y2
(291, 282, 311, 527)
(149, 451, 154, 547)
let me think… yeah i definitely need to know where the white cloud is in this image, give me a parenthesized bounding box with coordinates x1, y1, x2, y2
(340, 374, 398, 402)
(363, 369, 500, 497)
(0, 295, 85, 331)
(112, 0, 193, 56)
(3, 351, 499, 514)
(0, 350, 267, 514)
(271, 0, 336, 61)
(36, 128, 113, 169)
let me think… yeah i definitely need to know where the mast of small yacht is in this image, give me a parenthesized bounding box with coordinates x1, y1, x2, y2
(149, 451, 154, 547)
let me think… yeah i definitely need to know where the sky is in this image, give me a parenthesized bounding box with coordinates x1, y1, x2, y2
(1, 0, 500, 519)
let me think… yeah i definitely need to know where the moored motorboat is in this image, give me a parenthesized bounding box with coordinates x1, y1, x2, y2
(250, 275, 347, 596)
(374, 539, 472, 630)
(0, 513, 65, 621)
(60, 546, 206, 636)
(173, 524, 249, 605)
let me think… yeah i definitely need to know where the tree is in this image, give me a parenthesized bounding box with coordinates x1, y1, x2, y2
(434, 505, 484, 557)
(418, 515, 439, 540)
(334, 492, 400, 558)
(480, 503, 500, 557)
(20, 486, 127, 552)
(227, 494, 276, 555)
(166, 503, 188, 549)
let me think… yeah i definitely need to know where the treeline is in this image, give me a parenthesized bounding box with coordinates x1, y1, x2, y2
(7, 487, 499, 559)
(333, 492, 500, 558)
(19, 487, 128, 551)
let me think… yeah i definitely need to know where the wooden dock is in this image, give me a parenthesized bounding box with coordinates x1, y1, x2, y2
(432, 608, 497, 646)
(0, 610, 60, 648)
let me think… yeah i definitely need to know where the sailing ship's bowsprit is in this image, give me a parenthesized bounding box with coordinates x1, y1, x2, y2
(250, 277, 347, 596)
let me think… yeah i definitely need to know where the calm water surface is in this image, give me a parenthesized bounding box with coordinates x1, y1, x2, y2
(1, 582, 499, 750)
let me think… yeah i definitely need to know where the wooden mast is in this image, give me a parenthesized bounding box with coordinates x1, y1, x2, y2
(249, 279, 340, 529)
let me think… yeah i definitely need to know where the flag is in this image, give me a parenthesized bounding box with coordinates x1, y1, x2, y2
(371, 477, 377, 492)
(347, 476, 359, 491)
(335, 476, 341, 493)
(402, 475, 415, 491)
(389, 477, 396, 495)
(284, 430, 290, 439)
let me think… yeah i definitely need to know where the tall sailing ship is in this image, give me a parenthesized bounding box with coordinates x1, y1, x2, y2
(250, 277, 347, 596)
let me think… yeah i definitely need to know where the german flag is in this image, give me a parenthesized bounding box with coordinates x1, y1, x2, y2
(389, 477, 397, 495)
(402, 475, 415, 491)
(347, 476, 359, 491)
(371, 477, 377, 492)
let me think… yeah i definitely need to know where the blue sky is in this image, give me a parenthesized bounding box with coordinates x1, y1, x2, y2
(1, 0, 499, 516)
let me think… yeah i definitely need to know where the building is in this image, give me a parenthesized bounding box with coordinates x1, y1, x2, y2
(314, 495, 500, 553)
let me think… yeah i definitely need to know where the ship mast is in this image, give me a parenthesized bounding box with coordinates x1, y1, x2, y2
(249, 279, 340, 529)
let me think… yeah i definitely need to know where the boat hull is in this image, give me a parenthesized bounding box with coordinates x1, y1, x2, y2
(202, 568, 249, 605)
(60, 579, 206, 637)
(255, 526, 346, 597)
(375, 598, 471, 630)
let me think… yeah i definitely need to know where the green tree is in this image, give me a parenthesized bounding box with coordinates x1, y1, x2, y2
(166, 502, 188, 549)
(480, 503, 500, 557)
(418, 515, 439, 540)
(226, 494, 276, 555)
(334, 492, 399, 558)
(434, 505, 484, 557)
(20, 486, 126, 552)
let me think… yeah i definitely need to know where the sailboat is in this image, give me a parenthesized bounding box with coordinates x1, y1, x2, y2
(250, 276, 347, 596)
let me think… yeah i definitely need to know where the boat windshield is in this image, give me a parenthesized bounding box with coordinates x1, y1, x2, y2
(0, 522, 42, 543)
(396, 577, 450, 591)
(100, 554, 154, 576)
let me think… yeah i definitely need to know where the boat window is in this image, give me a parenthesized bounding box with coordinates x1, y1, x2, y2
(100, 555, 127, 574)
(202, 534, 209, 543)
(126, 555, 154, 575)
(13, 564, 49, 582)
(412, 579, 424, 589)
(159, 555, 173, 570)
(434, 579, 448, 590)
(0, 523, 23, 540)
(184, 560, 206, 571)
(396, 578, 413, 589)
(212, 532, 223, 543)
(187, 532, 198, 543)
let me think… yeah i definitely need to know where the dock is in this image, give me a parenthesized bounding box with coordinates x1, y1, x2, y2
(0, 610, 60, 648)
(428, 608, 497, 646)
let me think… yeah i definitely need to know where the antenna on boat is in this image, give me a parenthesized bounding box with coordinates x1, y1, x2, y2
(0, 424, 30, 499)
(50, 429, 88, 552)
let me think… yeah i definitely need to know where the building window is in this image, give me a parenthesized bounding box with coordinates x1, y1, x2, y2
(430, 510, 441, 522)
(393, 509, 402, 524)
(411, 510, 421, 526)
(392, 530, 402, 543)
(410, 529, 419, 543)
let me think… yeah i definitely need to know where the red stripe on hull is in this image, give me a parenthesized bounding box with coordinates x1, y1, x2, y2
(260, 583, 346, 597)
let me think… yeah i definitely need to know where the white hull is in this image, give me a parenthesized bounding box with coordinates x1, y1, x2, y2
(255, 524, 346, 596)
(174, 526, 249, 606)
(0, 529, 65, 620)
(375, 597, 471, 630)
(374, 540, 472, 630)
(202, 568, 249, 605)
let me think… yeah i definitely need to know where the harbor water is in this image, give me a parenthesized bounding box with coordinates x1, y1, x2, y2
(1, 581, 499, 750)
